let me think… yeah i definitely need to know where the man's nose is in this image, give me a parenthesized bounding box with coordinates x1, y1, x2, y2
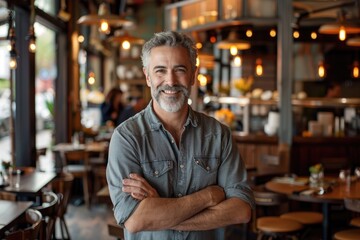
(165, 71, 178, 86)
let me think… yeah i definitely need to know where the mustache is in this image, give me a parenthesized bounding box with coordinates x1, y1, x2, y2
(156, 85, 189, 97)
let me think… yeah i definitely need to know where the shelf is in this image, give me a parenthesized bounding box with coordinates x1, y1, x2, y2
(292, 98, 360, 108)
(204, 96, 360, 108)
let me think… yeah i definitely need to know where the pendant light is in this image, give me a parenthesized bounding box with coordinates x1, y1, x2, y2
(108, 31, 145, 49)
(318, 60, 326, 78)
(255, 58, 263, 76)
(353, 60, 359, 78)
(217, 31, 250, 54)
(319, 10, 360, 41)
(77, 2, 134, 34)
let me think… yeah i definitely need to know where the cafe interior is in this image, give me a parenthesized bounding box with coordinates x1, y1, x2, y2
(0, 0, 360, 239)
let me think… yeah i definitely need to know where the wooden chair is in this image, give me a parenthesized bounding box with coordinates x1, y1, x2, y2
(32, 191, 61, 240)
(61, 149, 91, 208)
(51, 172, 74, 240)
(333, 198, 360, 240)
(107, 217, 124, 240)
(4, 209, 43, 240)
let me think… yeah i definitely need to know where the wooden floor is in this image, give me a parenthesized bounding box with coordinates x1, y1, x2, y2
(55, 202, 115, 240)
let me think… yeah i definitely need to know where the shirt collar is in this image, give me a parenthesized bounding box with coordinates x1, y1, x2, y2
(146, 99, 199, 130)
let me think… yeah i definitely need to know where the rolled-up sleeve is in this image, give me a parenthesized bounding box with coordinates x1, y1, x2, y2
(106, 127, 142, 227)
(218, 127, 255, 210)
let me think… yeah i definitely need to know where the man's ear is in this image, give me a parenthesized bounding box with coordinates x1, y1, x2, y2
(143, 68, 151, 87)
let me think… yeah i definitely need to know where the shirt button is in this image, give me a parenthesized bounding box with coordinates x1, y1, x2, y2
(177, 193, 182, 197)
(154, 171, 159, 175)
(180, 164, 184, 168)
(206, 166, 210, 171)
(195, 160, 199, 164)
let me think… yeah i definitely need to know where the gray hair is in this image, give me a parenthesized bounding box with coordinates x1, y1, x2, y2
(141, 31, 198, 73)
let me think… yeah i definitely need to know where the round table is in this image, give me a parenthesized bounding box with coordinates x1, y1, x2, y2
(265, 177, 360, 240)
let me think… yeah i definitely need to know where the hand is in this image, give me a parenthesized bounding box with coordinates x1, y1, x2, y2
(122, 173, 159, 200)
(204, 185, 225, 207)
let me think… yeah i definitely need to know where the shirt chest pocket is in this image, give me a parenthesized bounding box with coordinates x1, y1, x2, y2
(192, 156, 220, 190)
(194, 156, 220, 173)
(141, 160, 174, 197)
(141, 160, 173, 177)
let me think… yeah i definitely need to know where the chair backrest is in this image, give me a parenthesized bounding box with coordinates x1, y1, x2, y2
(51, 172, 74, 217)
(344, 198, 360, 213)
(32, 191, 61, 240)
(5, 209, 43, 240)
(62, 149, 90, 171)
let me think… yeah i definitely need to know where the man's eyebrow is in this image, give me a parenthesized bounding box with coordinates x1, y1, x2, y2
(153, 66, 166, 70)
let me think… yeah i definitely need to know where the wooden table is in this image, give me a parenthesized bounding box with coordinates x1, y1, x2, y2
(265, 177, 360, 240)
(0, 200, 33, 237)
(52, 142, 109, 171)
(1, 171, 56, 202)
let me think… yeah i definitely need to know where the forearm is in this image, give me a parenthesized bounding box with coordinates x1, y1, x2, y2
(125, 187, 222, 233)
(171, 198, 252, 231)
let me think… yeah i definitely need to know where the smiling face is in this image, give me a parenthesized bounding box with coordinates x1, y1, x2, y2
(144, 45, 196, 113)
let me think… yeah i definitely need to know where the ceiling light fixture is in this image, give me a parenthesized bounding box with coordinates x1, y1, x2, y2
(318, 10, 360, 41)
(27, 0, 36, 53)
(217, 31, 250, 53)
(77, 2, 134, 34)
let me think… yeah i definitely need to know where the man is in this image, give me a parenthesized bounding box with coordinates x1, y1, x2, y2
(106, 31, 254, 240)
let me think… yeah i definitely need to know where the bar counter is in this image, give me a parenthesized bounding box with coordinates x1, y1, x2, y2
(233, 132, 360, 176)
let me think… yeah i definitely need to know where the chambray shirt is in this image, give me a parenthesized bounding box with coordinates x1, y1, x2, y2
(106, 101, 254, 240)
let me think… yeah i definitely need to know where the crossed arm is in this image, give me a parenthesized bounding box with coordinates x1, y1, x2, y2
(122, 173, 252, 233)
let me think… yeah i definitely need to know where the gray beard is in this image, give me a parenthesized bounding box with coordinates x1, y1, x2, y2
(152, 83, 190, 113)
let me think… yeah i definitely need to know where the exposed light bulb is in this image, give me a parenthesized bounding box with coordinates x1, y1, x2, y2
(230, 46, 237, 56)
(78, 35, 85, 43)
(311, 32, 317, 40)
(29, 39, 36, 53)
(233, 56, 241, 67)
(293, 31, 300, 39)
(255, 58, 263, 76)
(99, 20, 110, 34)
(196, 57, 200, 67)
(318, 61, 325, 78)
(196, 42, 202, 49)
(270, 29, 276, 37)
(246, 29, 253, 37)
(122, 40, 131, 50)
(197, 74, 207, 86)
(353, 61, 359, 78)
(339, 25, 346, 41)
(88, 72, 96, 85)
(9, 57, 17, 69)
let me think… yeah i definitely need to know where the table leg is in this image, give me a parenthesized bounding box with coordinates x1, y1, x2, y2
(322, 202, 330, 240)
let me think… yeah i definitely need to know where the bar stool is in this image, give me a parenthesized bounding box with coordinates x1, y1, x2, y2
(333, 198, 360, 240)
(280, 211, 323, 238)
(254, 191, 304, 240)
